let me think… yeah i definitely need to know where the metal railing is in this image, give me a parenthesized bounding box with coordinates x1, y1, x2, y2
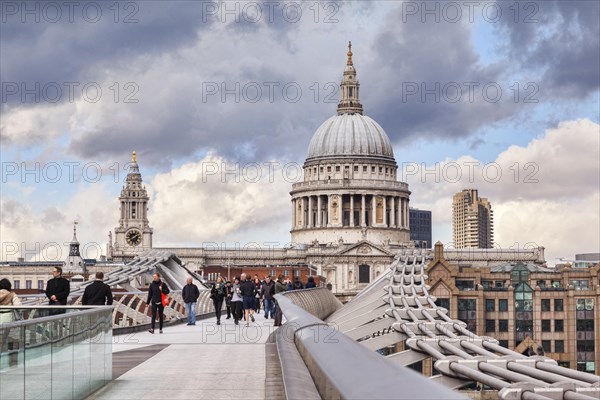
(15, 290, 217, 329)
(274, 289, 465, 399)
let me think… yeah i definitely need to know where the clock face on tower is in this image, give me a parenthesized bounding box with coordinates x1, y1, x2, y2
(126, 230, 142, 246)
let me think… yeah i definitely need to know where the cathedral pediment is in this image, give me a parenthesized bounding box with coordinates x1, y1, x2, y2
(335, 241, 393, 257)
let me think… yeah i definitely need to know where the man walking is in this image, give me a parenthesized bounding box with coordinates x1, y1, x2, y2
(273, 274, 287, 327)
(240, 273, 256, 326)
(82, 272, 113, 305)
(261, 275, 275, 319)
(182, 277, 200, 325)
(45, 266, 70, 314)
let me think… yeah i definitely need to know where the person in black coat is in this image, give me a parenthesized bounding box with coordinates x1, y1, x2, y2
(146, 272, 170, 334)
(305, 276, 317, 288)
(45, 266, 70, 314)
(82, 272, 113, 305)
(182, 277, 200, 325)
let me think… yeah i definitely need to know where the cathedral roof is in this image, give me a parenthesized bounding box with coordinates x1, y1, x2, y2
(306, 113, 395, 162)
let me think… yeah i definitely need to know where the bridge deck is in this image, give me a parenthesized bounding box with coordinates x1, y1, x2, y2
(89, 318, 276, 400)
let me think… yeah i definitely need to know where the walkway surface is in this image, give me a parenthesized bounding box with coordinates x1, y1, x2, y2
(89, 316, 276, 400)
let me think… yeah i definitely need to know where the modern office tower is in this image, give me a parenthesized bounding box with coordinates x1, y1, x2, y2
(453, 189, 493, 248)
(410, 208, 432, 248)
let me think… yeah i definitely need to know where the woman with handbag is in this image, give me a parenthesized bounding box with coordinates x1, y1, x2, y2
(146, 272, 170, 334)
(211, 276, 226, 325)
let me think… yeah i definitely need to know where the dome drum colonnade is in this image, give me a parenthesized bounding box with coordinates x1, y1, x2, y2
(290, 42, 410, 245)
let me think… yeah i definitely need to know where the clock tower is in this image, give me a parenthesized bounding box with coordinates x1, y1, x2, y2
(108, 151, 153, 261)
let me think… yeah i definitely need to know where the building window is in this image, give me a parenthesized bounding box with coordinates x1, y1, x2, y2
(25, 280, 32, 289)
(481, 280, 492, 289)
(499, 340, 509, 348)
(38, 280, 44, 290)
(458, 299, 477, 332)
(541, 299, 551, 312)
(13, 280, 20, 289)
(371, 166, 375, 173)
(541, 320, 551, 332)
(571, 280, 590, 290)
(537, 280, 546, 288)
(294, 270, 301, 277)
(456, 280, 474, 290)
(327, 166, 331, 172)
(320, 167, 324, 173)
(499, 299, 508, 312)
(379, 167, 383, 173)
(435, 298, 450, 310)
(336, 166, 340, 172)
(485, 320, 495, 332)
(283, 270, 289, 277)
(576, 298, 594, 311)
(358, 265, 370, 283)
(486, 299, 495, 312)
(555, 340, 564, 353)
(555, 320, 564, 332)
(353, 165, 358, 172)
(554, 299, 564, 311)
(363, 166, 367, 172)
(514, 282, 533, 311)
(499, 319, 508, 332)
(541, 340, 551, 353)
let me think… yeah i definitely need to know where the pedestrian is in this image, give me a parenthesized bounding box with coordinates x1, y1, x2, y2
(305, 276, 316, 288)
(230, 277, 243, 325)
(225, 280, 232, 319)
(240, 273, 256, 326)
(182, 277, 200, 325)
(210, 276, 226, 325)
(146, 272, 170, 334)
(273, 275, 287, 327)
(254, 277, 262, 313)
(45, 266, 70, 314)
(0, 278, 21, 323)
(261, 275, 275, 319)
(293, 276, 304, 290)
(287, 279, 293, 291)
(82, 272, 113, 305)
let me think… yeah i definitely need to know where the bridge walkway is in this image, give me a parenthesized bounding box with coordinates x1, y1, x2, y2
(88, 317, 276, 400)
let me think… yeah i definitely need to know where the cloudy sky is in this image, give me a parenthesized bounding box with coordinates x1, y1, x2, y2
(1, 0, 598, 264)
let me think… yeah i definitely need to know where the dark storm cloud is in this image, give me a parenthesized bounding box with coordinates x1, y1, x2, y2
(366, 10, 520, 145)
(0, 1, 213, 94)
(495, 0, 600, 98)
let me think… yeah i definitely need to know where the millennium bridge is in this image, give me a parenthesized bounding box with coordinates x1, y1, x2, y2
(1, 250, 599, 399)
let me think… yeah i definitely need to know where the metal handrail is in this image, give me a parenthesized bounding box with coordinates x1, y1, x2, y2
(275, 292, 466, 399)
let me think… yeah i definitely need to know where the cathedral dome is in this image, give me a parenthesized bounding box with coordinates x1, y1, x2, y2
(306, 113, 395, 162)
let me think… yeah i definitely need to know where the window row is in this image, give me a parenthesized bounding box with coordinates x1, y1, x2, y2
(10, 279, 43, 289)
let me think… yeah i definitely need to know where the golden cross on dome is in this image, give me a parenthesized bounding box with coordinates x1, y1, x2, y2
(132, 150, 137, 163)
(347, 41, 353, 65)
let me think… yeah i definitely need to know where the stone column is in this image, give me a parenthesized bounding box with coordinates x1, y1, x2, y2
(383, 196, 387, 227)
(405, 199, 409, 228)
(371, 196, 376, 226)
(292, 198, 296, 229)
(327, 194, 332, 226)
(317, 195, 322, 227)
(350, 194, 355, 227)
(361, 195, 366, 227)
(308, 196, 313, 228)
(390, 196, 396, 228)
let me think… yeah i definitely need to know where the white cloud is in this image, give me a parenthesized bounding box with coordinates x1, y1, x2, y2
(406, 119, 600, 264)
(148, 153, 293, 246)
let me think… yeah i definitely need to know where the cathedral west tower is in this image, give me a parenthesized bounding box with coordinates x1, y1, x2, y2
(290, 43, 411, 246)
(108, 151, 153, 261)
